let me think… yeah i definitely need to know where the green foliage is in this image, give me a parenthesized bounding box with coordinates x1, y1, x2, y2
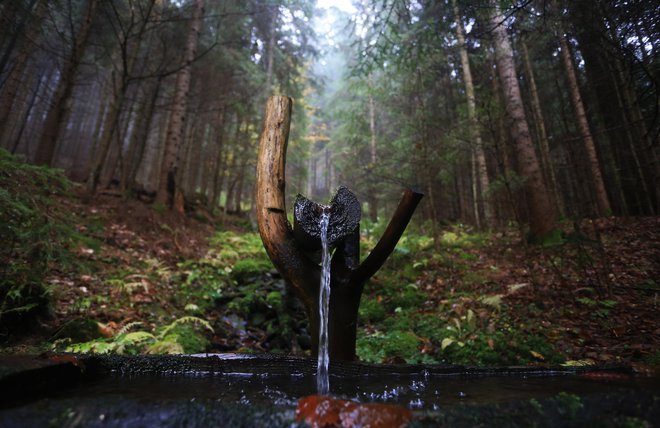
(358, 286, 562, 366)
(358, 298, 386, 323)
(54, 316, 213, 355)
(357, 330, 432, 364)
(231, 259, 273, 283)
(0, 150, 79, 335)
(555, 392, 584, 419)
(170, 230, 302, 353)
(576, 297, 617, 318)
(174, 231, 270, 312)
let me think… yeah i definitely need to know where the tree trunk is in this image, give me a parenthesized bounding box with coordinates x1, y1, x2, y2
(209, 107, 227, 211)
(0, 0, 44, 148)
(33, 0, 98, 166)
(265, 5, 278, 94)
(489, 0, 556, 241)
(520, 38, 563, 217)
(558, 32, 611, 216)
(10, 73, 44, 154)
(86, 71, 123, 193)
(366, 79, 379, 223)
(155, 0, 204, 207)
(452, 0, 493, 228)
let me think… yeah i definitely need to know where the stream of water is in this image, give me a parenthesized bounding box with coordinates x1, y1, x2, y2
(317, 208, 331, 394)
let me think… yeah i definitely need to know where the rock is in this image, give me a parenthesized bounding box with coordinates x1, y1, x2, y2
(296, 395, 412, 428)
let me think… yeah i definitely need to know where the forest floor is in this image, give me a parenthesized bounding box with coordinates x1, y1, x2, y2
(2, 179, 659, 371)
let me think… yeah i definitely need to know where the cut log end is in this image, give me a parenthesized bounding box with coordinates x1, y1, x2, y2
(293, 186, 361, 250)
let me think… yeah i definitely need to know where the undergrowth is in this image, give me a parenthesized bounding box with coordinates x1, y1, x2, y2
(0, 150, 85, 338)
(356, 221, 562, 365)
(52, 316, 213, 354)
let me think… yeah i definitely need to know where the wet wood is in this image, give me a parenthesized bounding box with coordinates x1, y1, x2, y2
(256, 96, 423, 361)
(255, 96, 318, 312)
(293, 186, 361, 251)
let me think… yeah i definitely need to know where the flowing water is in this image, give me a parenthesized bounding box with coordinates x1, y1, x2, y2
(317, 208, 331, 394)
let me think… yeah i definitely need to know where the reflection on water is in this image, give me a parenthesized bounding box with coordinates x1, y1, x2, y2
(68, 371, 660, 411)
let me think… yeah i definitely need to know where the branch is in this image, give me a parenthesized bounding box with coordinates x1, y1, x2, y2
(352, 188, 423, 285)
(255, 96, 318, 308)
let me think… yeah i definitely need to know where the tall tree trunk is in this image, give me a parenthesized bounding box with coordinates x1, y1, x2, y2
(452, 0, 493, 228)
(33, 0, 98, 166)
(366, 77, 379, 223)
(11, 73, 44, 154)
(520, 38, 563, 217)
(0, 0, 44, 148)
(155, 0, 204, 208)
(558, 31, 611, 216)
(265, 5, 278, 94)
(489, 0, 556, 240)
(208, 106, 227, 211)
(120, 76, 162, 196)
(86, 70, 123, 193)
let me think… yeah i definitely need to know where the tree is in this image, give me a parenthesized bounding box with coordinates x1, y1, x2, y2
(155, 0, 205, 210)
(488, 0, 556, 240)
(34, 0, 98, 166)
(86, 0, 159, 194)
(452, 0, 493, 228)
(557, 27, 611, 216)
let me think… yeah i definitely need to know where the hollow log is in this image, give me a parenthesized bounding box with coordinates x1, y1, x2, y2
(256, 96, 423, 361)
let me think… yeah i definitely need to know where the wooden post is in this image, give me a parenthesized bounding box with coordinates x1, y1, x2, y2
(256, 96, 423, 361)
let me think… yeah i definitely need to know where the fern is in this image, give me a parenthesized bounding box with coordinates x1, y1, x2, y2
(146, 340, 185, 354)
(116, 322, 144, 335)
(158, 316, 214, 338)
(56, 316, 213, 355)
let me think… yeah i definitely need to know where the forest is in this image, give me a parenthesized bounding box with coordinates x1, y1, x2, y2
(1, 0, 659, 379)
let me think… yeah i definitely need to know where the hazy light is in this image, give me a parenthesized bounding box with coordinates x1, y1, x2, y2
(316, 0, 356, 14)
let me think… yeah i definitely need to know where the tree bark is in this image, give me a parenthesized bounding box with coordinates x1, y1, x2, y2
(520, 38, 563, 217)
(558, 31, 611, 216)
(34, 0, 98, 166)
(155, 0, 204, 207)
(489, 0, 556, 240)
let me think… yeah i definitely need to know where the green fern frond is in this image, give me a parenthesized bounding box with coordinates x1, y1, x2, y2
(158, 316, 214, 338)
(116, 322, 144, 335)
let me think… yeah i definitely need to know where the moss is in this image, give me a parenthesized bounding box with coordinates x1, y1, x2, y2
(231, 259, 273, 282)
(356, 329, 426, 363)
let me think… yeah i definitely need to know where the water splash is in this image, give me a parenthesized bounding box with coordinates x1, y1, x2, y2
(317, 208, 331, 394)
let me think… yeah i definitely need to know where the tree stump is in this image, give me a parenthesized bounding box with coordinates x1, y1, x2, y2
(256, 96, 423, 361)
